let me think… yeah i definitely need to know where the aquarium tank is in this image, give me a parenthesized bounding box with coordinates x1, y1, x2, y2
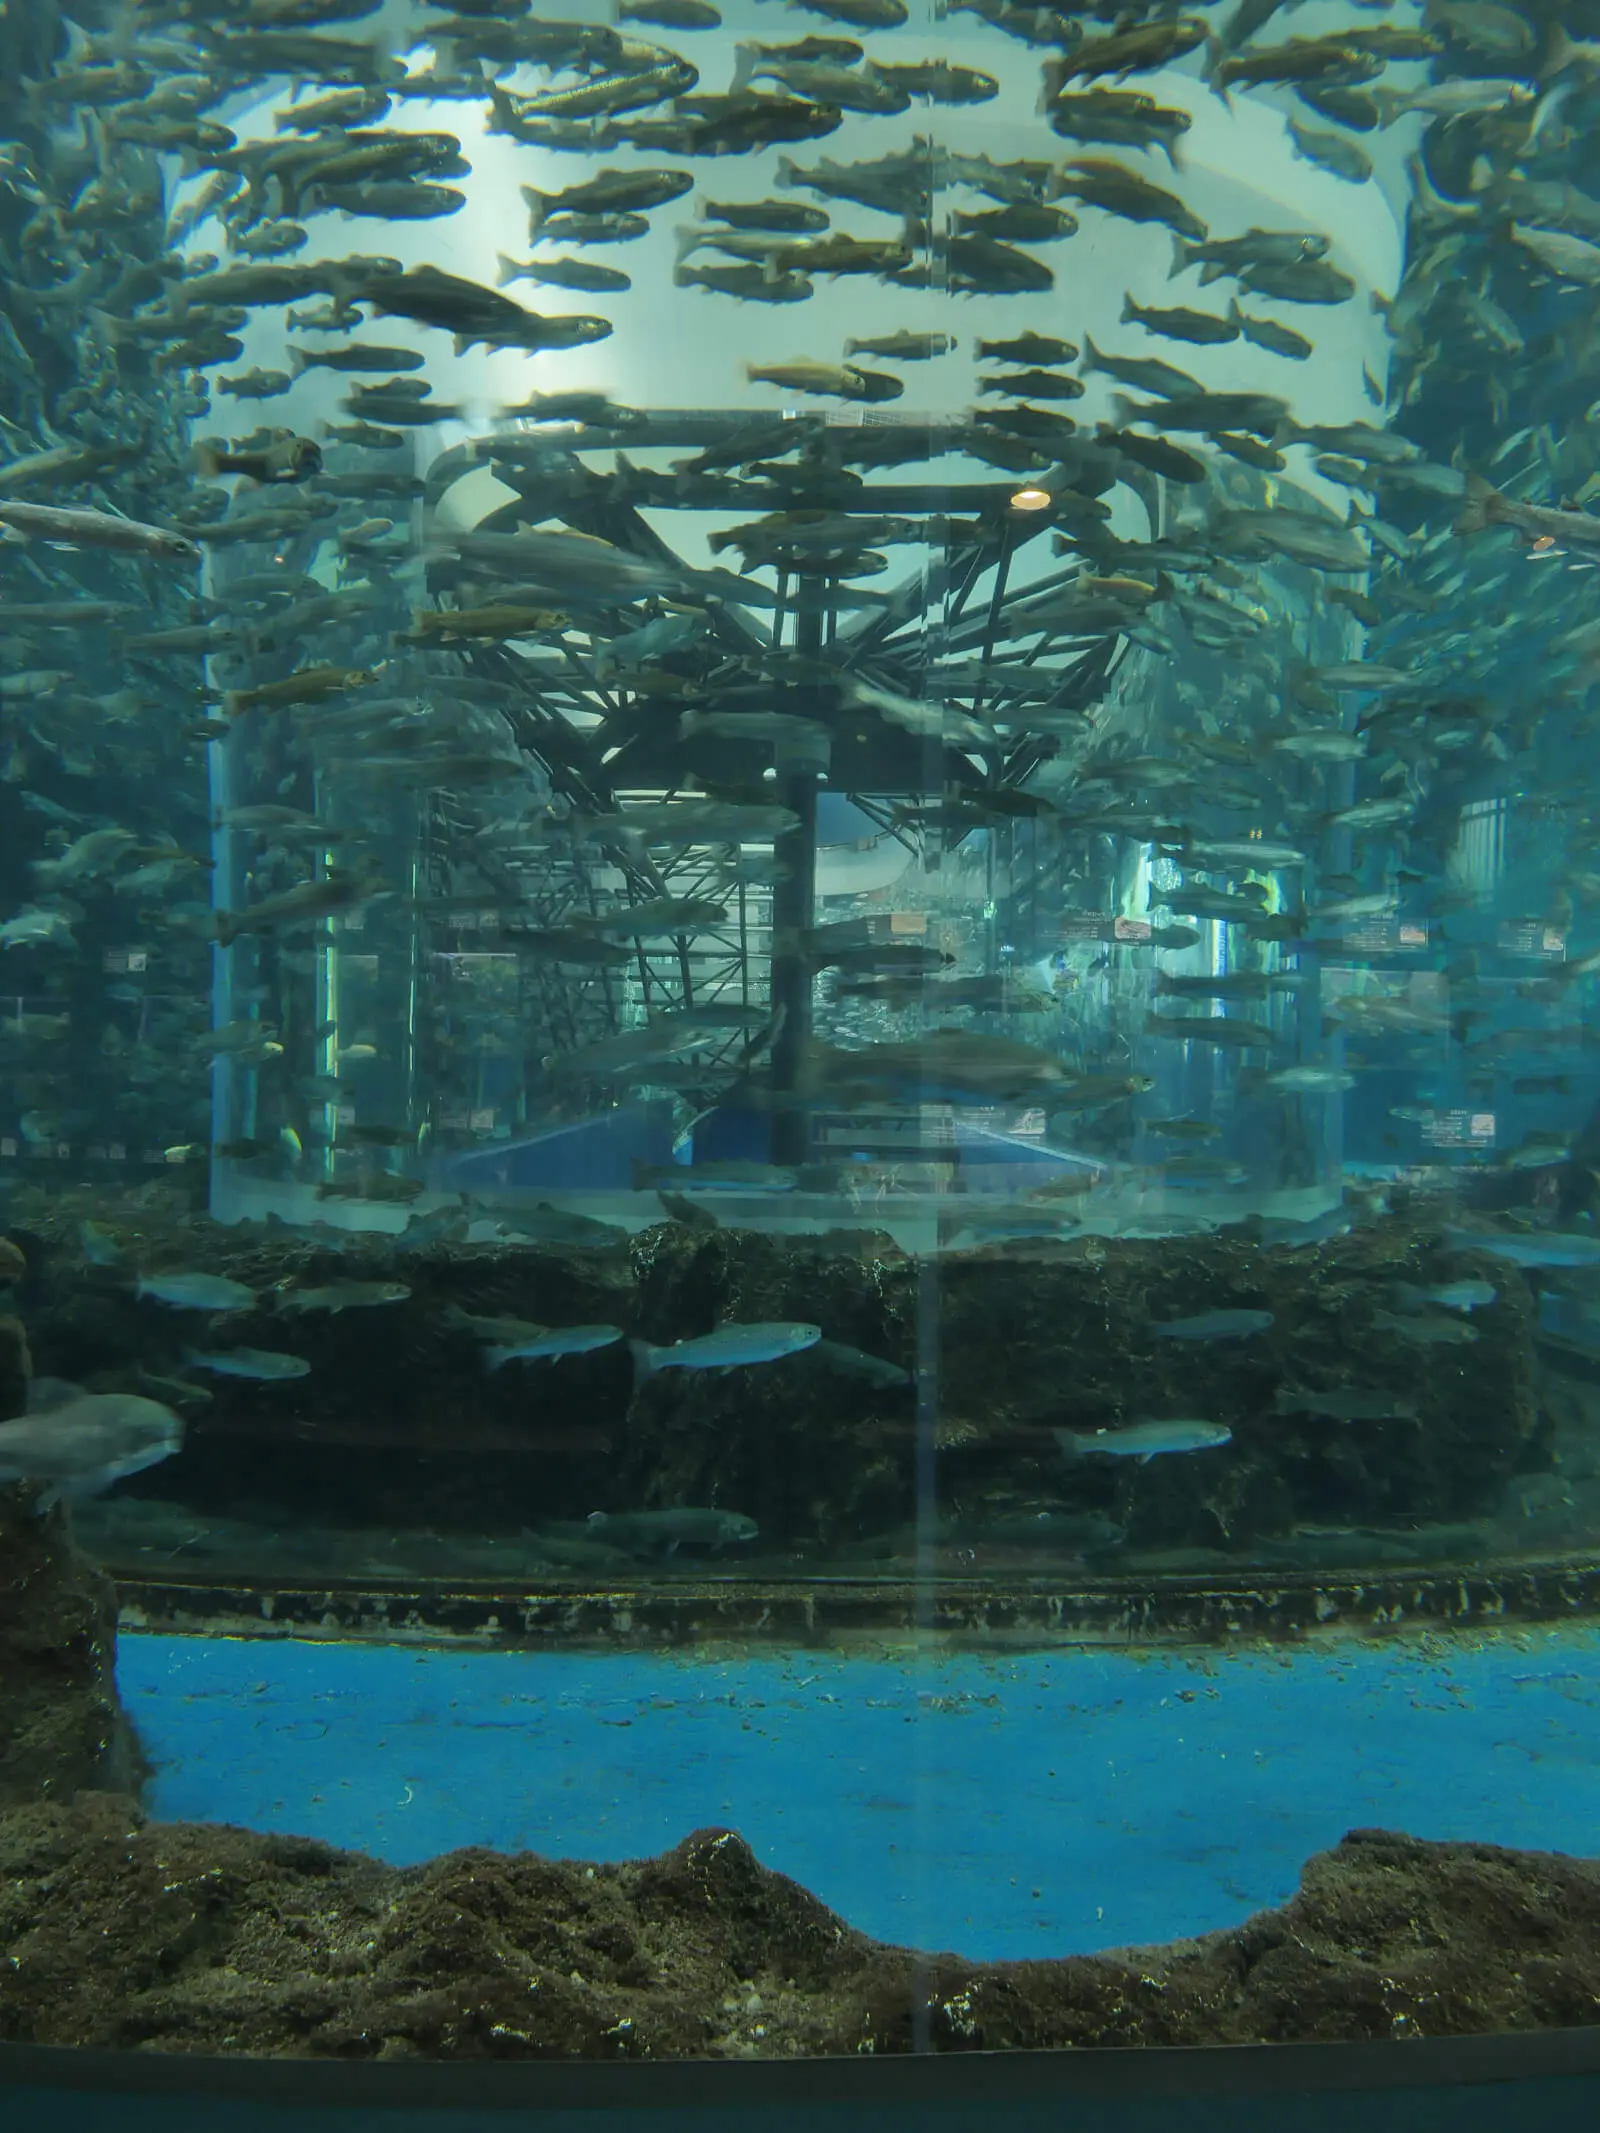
(8, 0, 1600, 2083)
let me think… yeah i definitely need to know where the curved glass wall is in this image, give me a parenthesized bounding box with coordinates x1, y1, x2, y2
(2, 0, 1600, 2072)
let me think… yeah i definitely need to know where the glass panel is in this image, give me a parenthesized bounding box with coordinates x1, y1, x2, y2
(1, 0, 1598, 2067)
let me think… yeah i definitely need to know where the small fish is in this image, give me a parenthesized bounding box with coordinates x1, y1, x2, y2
(1287, 116, 1373, 184)
(497, 255, 632, 294)
(1389, 1281, 1497, 1314)
(1052, 157, 1205, 240)
(184, 1347, 311, 1381)
(1274, 1388, 1417, 1424)
(217, 368, 294, 400)
(808, 1339, 912, 1388)
(1455, 476, 1600, 553)
(586, 1507, 758, 1554)
(195, 435, 322, 482)
(698, 195, 829, 232)
(276, 1279, 411, 1312)
(523, 168, 694, 228)
(80, 1221, 127, 1267)
(746, 358, 901, 401)
(0, 501, 198, 562)
(136, 1271, 257, 1312)
(0, 907, 74, 950)
(1120, 293, 1238, 345)
(632, 1321, 821, 1381)
(1081, 333, 1201, 397)
(1229, 301, 1313, 360)
(1044, 87, 1192, 167)
(617, 0, 721, 23)
(844, 330, 954, 360)
(1046, 18, 1208, 86)
(1372, 1310, 1478, 1347)
(976, 331, 1077, 365)
(1056, 1419, 1232, 1463)
(977, 368, 1083, 401)
(0, 1394, 184, 1508)
(1152, 1308, 1274, 1341)
(485, 1325, 625, 1368)
(1262, 1066, 1357, 1094)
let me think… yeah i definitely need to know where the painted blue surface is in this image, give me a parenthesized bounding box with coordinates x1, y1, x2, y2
(121, 1629, 1600, 1963)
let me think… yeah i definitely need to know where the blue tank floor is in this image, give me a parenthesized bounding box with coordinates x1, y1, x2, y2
(120, 1627, 1600, 1962)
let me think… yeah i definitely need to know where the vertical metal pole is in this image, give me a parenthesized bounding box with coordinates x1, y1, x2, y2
(767, 578, 823, 1167)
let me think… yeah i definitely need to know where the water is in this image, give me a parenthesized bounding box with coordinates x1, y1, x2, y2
(1, 0, 1600, 2044)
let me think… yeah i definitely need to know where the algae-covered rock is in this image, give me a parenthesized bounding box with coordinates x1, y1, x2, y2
(0, 1311, 143, 1807)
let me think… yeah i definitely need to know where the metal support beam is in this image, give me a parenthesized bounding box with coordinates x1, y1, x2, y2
(767, 579, 825, 1168)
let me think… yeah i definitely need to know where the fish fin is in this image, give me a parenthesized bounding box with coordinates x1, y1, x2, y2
(220, 690, 248, 719)
(485, 1347, 513, 1371)
(1453, 471, 1499, 536)
(519, 179, 551, 230)
(729, 41, 758, 92)
(1137, 1452, 1155, 1466)
(1167, 231, 1193, 281)
(494, 253, 522, 287)
(629, 1339, 658, 1386)
(773, 155, 798, 190)
(1204, 41, 1233, 108)
(1119, 292, 1137, 326)
(1053, 1428, 1082, 1460)
(671, 222, 704, 266)
(193, 437, 225, 480)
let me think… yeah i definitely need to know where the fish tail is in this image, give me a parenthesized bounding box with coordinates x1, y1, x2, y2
(494, 252, 522, 287)
(1080, 333, 1103, 374)
(485, 1346, 514, 1371)
(773, 155, 798, 191)
(629, 1339, 659, 1386)
(1053, 1428, 1084, 1460)
(671, 222, 705, 266)
(1168, 231, 1195, 280)
(193, 437, 225, 480)
(1119, 293, 1137, 326)
(730, 41, 758, 93)
(520, 180, 551, 231)
(1371, 87, 1403, 129)
(1038, 56, 1066, 110)
(1453, 471, 1499, 536)
(287, 346, 311, 377)
(221, 690, 249, 719)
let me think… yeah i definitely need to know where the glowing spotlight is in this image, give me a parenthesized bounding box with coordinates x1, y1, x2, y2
(1009, 486, 1052, 511)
